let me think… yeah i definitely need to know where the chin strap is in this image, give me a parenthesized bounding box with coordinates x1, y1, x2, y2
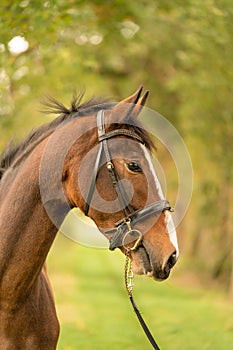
(125, 250, 161, 350)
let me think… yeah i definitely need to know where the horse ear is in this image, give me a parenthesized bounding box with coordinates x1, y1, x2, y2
(135, 89, 149, 113)
(109, 86, 149, 123)
(120, 85, 143, 105)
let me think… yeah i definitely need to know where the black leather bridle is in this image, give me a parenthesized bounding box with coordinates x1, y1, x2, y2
(84, 109, 173, 251)
(83, 109, 175, 349)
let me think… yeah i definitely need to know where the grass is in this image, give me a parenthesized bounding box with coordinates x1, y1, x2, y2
(47, 234, 233, 350)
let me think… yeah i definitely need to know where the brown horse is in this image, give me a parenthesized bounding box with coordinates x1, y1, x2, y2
(0, 87, 178, 349)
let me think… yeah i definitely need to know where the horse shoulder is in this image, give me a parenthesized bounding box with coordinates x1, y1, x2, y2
(0, 268, 59, 349)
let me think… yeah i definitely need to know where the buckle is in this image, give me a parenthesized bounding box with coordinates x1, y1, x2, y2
(122, 220, 142, 252)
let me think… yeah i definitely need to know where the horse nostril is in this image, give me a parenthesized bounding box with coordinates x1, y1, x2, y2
(167, 251, 177, 269)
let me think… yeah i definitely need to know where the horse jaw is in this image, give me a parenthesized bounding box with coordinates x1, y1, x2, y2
(130, 242, 177, 281)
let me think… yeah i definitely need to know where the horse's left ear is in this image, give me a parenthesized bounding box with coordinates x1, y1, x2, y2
(109, 86, 149, 123)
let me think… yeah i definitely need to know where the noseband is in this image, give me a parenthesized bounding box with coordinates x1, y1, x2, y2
(84, 110, 173, 251)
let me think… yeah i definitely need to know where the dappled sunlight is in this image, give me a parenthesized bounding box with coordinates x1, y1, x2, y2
(8, 36, 29, 55)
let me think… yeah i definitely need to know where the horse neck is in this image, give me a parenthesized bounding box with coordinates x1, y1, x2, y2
(0, 139, 58, 308)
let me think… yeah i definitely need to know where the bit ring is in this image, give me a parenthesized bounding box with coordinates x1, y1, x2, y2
(122, 229, 143, 251)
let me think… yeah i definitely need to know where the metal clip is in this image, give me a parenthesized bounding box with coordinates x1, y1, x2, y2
(128, 270, 134, 289)
(125, 219, 132, 232)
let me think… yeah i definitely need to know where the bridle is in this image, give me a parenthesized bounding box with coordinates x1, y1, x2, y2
(84, 109, 174, 349)
(84, 109, 173, 251)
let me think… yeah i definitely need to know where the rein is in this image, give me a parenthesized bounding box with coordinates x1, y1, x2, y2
(84, 109, 173, 349)
(125, 250, 161, 350)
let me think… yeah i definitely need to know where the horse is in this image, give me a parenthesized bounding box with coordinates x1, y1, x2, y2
(0, 87, 178, 349)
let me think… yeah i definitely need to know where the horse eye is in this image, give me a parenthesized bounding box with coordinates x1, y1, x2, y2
(127, 161, 142, 173)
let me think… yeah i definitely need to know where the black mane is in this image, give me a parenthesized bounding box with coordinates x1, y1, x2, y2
(0, 93, 154, 179)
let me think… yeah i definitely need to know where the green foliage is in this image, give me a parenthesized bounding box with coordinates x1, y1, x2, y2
(0, 1, 233, 290)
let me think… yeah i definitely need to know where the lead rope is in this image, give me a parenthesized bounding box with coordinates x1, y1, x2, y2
(124, 250, 161, 350)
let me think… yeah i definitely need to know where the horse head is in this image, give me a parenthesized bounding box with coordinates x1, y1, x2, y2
(62, 87, 178, 281)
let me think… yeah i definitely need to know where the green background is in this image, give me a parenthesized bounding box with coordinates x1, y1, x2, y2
(1, 1, 232, 348)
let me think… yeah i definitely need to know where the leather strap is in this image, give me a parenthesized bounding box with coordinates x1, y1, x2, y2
(85, 110, 142, 217)
(97, 110, 134, 217)
(129, 295, 160, 349)
(99, 129, 144, 144)
(84, 142, 104, 216)
(116, 199, 172, 228)
(105, 200, 172, 250)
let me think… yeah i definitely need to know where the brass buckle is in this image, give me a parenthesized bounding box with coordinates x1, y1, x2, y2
(122, 219, 142, 251)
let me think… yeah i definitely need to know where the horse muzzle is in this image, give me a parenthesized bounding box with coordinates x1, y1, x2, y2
(130, 243, 178, 281)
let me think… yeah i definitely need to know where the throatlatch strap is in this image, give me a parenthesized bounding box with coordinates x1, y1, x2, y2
(84, 143, 104, 216)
